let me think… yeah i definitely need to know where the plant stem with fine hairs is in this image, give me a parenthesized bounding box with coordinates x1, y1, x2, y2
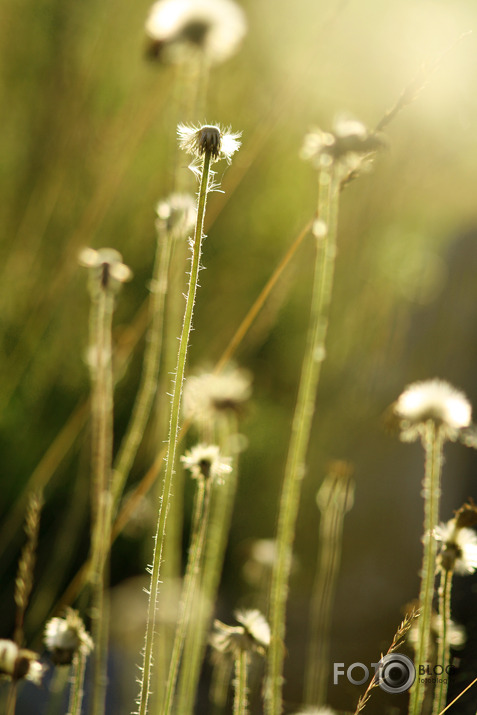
(135, 148, 212, 715)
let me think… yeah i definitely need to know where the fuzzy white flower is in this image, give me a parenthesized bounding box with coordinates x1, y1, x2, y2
(44, 608, 93, 665)
(183, 367, 251, 423)
(291, 709, 337, 715)
(210, 609, 270, 655)
(156, 193, 197, 240)
(394, 379, 472, 442)
(301, 116, 384, 172)
(177, 123, 241, 163)
(145, 0, 247, 65)
(181, 444, 232, 483)
(0, 639, 44, 684)
(434, 519, 477, 575)
(408, 612, 466, 650)
(235, 609, 270, 649)
(79, 247, 132, 293)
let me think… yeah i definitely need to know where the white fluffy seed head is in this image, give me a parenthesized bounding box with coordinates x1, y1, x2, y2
(393, 379, 472, 442)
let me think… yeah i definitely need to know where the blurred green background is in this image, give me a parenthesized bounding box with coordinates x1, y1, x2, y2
(2, 0, 477, 712)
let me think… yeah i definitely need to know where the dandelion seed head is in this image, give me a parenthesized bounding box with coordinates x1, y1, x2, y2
(44, 609, 93, 665)
(210, 609, 269, 656)
(181, 443, 232, 483)
(301, 115, 385, 173)
(145, 0, 246, 65)
(156, 193, 197, 240)
(177, 123, 241, 164)
(435, 519, 477, 575)
(235, 609, 270, 649)
(393, 379, 472, 442)
(0, 639, 44, 685)
(79, 247, 132, 294)
(183, 367, 251, 424)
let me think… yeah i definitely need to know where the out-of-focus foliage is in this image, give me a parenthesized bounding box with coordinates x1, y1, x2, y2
(2, 0, 477, 712)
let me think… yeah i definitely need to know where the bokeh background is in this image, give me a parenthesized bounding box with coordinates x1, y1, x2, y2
(2, 0, 477, 712)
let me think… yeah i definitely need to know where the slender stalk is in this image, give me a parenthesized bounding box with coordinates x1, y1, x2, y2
(176, 413, 238, 715)
(111, 229, 172, 512)
(305, 464, 354, 706)
(233, 650, 250, 715)
(5, 683, 17, 715)
(67, 650, 88, 715)
(432, 568, 452, 715)
(162, 478, 212, 714)
(136, 149, 212, 715)
(89, 286, 115, 715)
(266, 166, 340, 714)
(409, 423, 444, 715)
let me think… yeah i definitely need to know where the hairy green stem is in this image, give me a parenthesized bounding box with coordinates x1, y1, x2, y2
(136, 149, 212, 715)
(234, 650, 250, 715)
(67, 650, 88, 715)
(432, 568, 452, 715)
(162, 478, 212, 714)
(266, 166, 340, 714)
(176, 414, 238, 714)
(409, 423, 444, 715)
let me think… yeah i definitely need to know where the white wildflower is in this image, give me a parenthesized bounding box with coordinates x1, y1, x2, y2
(181, 443, 232, 483)
(435, 519, 477, 575)
(0, 639, 44, 685)
(44, 608, 93, 665)
(183, 367, 251, 423)
(394, 379, 472, 442)
(156, 193, 197, 240)
(210, 609, 269, 655)
(79, 247, 132, 293)
(145, 0, 247, 65)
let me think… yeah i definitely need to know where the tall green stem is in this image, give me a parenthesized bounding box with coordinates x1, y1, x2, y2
(90, 287, 114, 715)
(234, 650, 250, 715)
(266, 166, 340, 715)
(136, 150, 212, 715)
(432, 568, 452, 715)
(67, 650, 88, 715)
(176, 413, 238, 714)
(162, 479, 212, 714)
(409, 423, 444, 715)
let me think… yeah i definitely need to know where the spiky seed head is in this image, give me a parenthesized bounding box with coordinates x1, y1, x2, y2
(177, 123, 241, 163)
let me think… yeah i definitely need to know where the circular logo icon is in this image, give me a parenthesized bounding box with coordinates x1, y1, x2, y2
(377, 654, 416, 694)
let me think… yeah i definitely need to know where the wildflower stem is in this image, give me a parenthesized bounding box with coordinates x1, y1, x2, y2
(162, 478, 212, 714)
(111, 228, 172, 513)
(305, 464, 354, 706)
(409, 423, 444, 715)
(136, 148, 212, 715)
(266, 166, 340, 714)
(89, 285, 114, 715)
(67, 650, 88, 715)
(234, 650, 250, 715)
(432, 568, 452, 715)
(176, 413, 238, 715)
